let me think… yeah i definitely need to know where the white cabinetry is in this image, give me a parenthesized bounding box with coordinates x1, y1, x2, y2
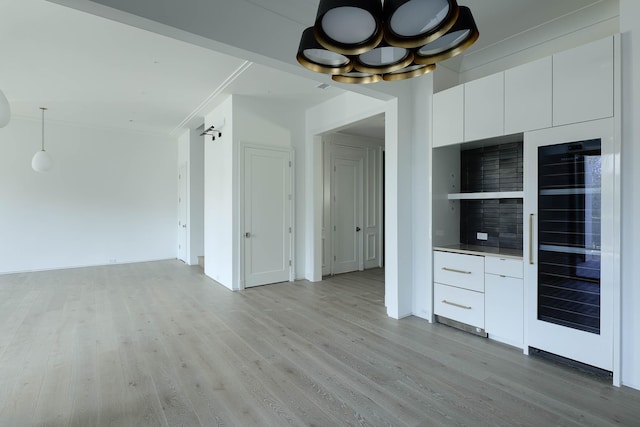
(433, 251, 485, 330)
(553, 37, 614, 126)
(464, 72, 504, 142)
(505, 57, 552, 134)
(485, 257, 524, 348)
(433, 85, 464, 148)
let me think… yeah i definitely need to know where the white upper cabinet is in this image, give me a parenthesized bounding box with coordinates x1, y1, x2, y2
(552, 37, 614, 126)
(433, 85, 464, 148)
(464, 72, 504, 142)
(505, 57, 553, 134)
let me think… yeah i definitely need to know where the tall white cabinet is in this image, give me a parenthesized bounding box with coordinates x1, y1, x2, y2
(431, 35, 620, 382)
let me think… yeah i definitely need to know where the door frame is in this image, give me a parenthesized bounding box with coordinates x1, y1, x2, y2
(177, 162, 188, 263)
(239, 143, 294, 289)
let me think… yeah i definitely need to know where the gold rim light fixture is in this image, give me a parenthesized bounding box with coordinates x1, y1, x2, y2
(296, 0, 479, 84)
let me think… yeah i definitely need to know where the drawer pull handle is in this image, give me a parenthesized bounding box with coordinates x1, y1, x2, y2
(442, 300, 472, 310)
(442, 267, 472, 275)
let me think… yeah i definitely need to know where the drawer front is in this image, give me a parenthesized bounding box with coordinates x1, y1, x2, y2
(485, 256, 523, 278)
(434, 283, 485, 329)
(434, 251, 485, 292)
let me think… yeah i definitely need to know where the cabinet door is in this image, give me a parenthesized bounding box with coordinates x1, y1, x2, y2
(505, 57, 552, 134)
(553, 37, 614, 126)
(464, 72, 504, 142)
(485, 274, 523, 348)
(433, 85, 464, 148)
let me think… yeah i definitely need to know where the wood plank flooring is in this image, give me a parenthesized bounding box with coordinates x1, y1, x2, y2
(0, 260, 638, 426)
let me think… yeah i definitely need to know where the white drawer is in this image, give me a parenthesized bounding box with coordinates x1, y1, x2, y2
(434, 251, 484, 292)
(484, 256, 523, 279)
(434, 283, 485, 329)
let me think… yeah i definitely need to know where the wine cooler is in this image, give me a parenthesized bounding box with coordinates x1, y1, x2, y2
(526, 118, 617, 374)
(537, 139, 602, 335)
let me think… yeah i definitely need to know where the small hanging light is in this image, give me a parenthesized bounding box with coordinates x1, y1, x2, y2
(32, 107, 53, 173)
(0, 89, 10, 128)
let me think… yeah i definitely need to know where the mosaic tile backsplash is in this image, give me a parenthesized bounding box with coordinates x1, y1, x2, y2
(459, 142, 523, 250)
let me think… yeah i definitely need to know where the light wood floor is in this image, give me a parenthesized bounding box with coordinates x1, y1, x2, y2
(0, 261, 638, 426)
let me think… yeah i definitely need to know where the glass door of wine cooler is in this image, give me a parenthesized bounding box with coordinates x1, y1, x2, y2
(537, 140, 601, 334)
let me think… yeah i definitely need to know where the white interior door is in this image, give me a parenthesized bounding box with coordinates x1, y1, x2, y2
(332, 147, 364, 275)
(178, 163, 188, 263)
(524, 119, 616, 372)
(244, 146, 292, 288)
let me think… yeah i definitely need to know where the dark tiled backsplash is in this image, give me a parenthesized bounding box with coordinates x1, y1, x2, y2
(460, 199, 523, 249)
(460, 142, 524, 250)
(461, 142, 523, 192)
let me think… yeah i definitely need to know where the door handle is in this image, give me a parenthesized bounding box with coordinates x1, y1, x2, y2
(356, 227, 361, 232)
(182, 224, 187, 228)
(529, 214, 534, 265)
(245, 232, 251, 238)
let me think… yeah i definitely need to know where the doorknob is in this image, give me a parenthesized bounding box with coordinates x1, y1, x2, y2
(245, 232, 251, 238)
(356, 227, 361, 232)
(182, 224, 187, 228)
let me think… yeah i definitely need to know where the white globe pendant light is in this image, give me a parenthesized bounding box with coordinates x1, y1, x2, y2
(0, 89, 10, 128)
(32, 107, 53, 173)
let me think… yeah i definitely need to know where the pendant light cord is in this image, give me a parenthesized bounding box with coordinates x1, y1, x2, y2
(40, 107, 46, 151)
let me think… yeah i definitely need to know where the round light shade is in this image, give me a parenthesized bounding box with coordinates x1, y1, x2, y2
(297, 27, 353, 74)
(332, 71, 382, 85)
(32, 150, 53, 173)
(383, 63, 436, 81)
(383, 0, 459, 48)
(354, 41, 414, 74)
(414, 6, 479, 65)
(314, 0, 383, 55)
(0, 89, 10, 128)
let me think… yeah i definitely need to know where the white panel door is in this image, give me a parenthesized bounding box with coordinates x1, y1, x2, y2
(524, 118, 616, 371)
(332, 147, 364, 275)
(178, 163, 188, 263)
(243, 147, 292, 288)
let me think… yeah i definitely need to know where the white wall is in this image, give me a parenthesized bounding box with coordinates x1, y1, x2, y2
(204, 96, 235, 288)
(0, 116, 177, 273)
(178, 127, 205, 266)
(305, 87, 431, 320)
(620, 0, 640, 391)
(203, 95, 303, 289)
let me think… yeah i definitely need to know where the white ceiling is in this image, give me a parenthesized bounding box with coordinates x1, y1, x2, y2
(0, 0, 614, 138)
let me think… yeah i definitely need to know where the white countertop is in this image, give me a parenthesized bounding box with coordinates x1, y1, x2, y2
(433, 244, 523, 260)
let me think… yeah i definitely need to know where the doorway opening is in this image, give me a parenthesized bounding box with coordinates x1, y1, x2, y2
(321, 113, 385, 277)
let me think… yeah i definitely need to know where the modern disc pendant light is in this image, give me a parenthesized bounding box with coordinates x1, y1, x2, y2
(296, 0, 479, 83)
(0, 89, 10, 128)
(32, 107, 53, 173)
